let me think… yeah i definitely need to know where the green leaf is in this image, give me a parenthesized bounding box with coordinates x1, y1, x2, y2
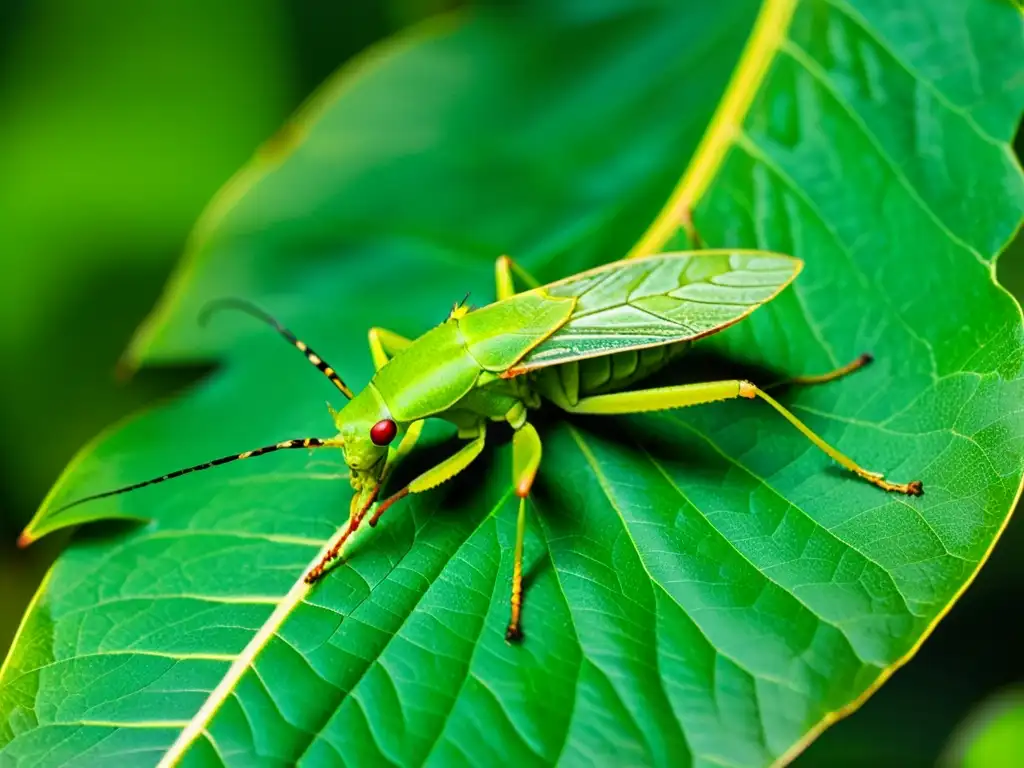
(941, 689, 1024, 768)
(3, 2, 1023, 766)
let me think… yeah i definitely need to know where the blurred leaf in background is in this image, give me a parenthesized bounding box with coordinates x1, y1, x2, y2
(940, 687, 1024, 768)
(0, 0, 450, 657)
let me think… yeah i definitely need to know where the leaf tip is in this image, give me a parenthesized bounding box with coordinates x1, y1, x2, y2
(17, 530, 35, 549)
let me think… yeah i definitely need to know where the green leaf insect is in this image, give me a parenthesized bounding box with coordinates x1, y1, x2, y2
(31, 246, 923, 646)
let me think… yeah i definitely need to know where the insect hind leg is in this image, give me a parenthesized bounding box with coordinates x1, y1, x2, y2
(563, 380, 923, 497)
(766, 353, 873, 390)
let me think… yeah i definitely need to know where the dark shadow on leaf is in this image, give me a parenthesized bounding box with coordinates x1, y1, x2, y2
(69, 517, 152, 549)
(522, 548, 551, 592)
(645, 345, 788, 388)
(569, 412, 719, 473)
(436, 455, 489, 516)
(527, 476, 559, 526)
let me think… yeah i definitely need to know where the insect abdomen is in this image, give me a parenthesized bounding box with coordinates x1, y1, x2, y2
(535, 341, 691, 406)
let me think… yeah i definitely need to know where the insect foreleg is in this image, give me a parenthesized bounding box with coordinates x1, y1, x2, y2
(305, 426, 484, 583)
(391, 422, 425, 466)
(495, 255, 541, 300)
(506, 422, 541, 643)
(564, 380, 923, 496)
(304, 487, 380, 583)
(368, 424, 488, 527)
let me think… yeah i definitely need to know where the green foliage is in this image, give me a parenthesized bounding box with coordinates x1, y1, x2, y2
(0, 0, 294, 666)
(2, 2, 1023, 766)
(942, 689, 1024, 768)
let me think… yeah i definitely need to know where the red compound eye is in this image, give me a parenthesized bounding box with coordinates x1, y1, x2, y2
(370, 418, 398, 446)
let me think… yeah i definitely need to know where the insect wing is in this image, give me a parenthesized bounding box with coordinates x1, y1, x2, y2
(516, 250, 801, 370)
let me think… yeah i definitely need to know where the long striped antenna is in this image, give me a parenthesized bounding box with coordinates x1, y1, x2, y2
(39, 437, 344, 522)
(201, 298, 354, 399)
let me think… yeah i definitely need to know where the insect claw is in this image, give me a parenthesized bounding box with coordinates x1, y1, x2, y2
(305, 551, 346, 584)
(861, 471, 923, 496)
(504, 624, 523, 644)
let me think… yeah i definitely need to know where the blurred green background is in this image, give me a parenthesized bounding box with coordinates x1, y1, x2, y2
(0, 2, 1020, 766)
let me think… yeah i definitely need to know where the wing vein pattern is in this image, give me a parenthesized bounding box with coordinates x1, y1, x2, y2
(518, 250, 801, 369)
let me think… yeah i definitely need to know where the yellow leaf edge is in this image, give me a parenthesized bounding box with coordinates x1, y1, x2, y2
(621, 0, 1024, 761)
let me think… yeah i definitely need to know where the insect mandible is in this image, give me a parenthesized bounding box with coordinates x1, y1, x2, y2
(41, 249, 923, 642)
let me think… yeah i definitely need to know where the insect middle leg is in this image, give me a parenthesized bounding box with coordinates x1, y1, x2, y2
(506, 422, 541, 643)
(680, 208, 703, 249)
(563, 380, 922, 495)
